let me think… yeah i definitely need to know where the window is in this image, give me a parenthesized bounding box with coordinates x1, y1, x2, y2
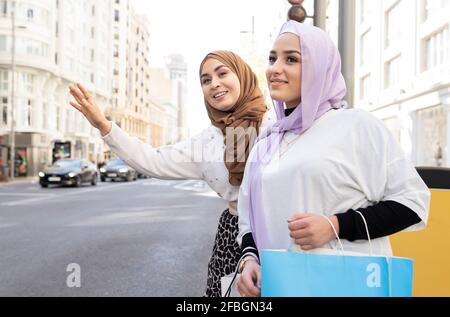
(27, 8, 33, 20)
(360, 74, 371, 100)
(1, 0, 8, 15)
(114, 10, 119, 22)
(424, 27, 449, 71)
(22, 73, 34, 93)
(385, 55, 402, 88)
(0, 35, 6, 51)
(424, 0, 449, 22)
(18, 38, 49, 57)
(360, 30, 372, 66)
(1, 71, 8, 91)
(26, 99, 32, 127)
(360, 0, 371, 24)
(385, 1, 403, 48)
(2, 97, 7, 126)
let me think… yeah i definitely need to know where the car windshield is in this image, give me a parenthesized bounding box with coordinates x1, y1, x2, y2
(107, 159, 126, 167)
(53, 160, 81, 168)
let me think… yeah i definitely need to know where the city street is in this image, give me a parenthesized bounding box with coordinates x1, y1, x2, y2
(0, 178, 226, 297)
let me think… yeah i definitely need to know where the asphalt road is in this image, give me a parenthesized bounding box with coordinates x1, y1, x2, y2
(0, 178, 227, 297)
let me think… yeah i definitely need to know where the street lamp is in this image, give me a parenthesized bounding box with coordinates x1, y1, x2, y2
(9, 0, 26, 181)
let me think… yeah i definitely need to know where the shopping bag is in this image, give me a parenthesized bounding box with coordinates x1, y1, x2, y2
(261, 248, 413, 297)
(261, 213, 413, 297)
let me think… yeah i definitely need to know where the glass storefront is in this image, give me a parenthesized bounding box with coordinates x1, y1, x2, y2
(52, 141, 71, 163)
(15, 147, 28, 177)
(0, 145, 7, 180)
(416, 106, 447, 167)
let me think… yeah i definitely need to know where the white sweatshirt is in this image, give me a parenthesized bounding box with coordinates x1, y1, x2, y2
(238, 108, 430, 255)
(102, 108, 275, 215)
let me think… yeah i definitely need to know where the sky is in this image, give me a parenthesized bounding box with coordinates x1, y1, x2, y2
(130, 0, 290, 135)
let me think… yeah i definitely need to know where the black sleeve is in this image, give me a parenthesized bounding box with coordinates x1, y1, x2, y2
(239, 232, 259, 260)
(335, 201, 422, 242)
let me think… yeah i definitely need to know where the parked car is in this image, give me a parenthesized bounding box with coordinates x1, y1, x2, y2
(39, 159, 98, 188)
(99, 159, 138, 182)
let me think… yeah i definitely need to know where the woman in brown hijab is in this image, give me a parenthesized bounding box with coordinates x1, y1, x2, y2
(69, 51, 274, 297)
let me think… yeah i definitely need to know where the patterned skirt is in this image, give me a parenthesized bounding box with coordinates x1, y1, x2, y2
(204, 209, 241, 297)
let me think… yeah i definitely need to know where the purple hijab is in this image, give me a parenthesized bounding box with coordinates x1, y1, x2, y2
(248, 21, 347, 251)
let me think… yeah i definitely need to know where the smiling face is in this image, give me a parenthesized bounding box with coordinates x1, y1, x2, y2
(266, 33, 302, 109)
(200, 58, 241, 112)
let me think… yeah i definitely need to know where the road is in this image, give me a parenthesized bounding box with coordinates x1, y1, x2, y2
(0, 178, 227, 296)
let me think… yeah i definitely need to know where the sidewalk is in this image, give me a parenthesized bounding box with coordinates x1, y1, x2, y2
(0, 176, 39, 187)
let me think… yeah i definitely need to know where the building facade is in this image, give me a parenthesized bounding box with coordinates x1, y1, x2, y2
(104, 1, 152, 161)
(0, 0, 113, 179)
(148, 67, 182, 146)
(166, 54, 188, 141)
(354, 0, 450, 167)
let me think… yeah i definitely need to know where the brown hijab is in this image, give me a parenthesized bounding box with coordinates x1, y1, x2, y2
(199, 51, 267, 186)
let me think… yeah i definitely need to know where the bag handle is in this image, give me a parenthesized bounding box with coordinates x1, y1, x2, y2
(224, 269, 239, 297)
(224, 256, 249, 297)
(320, 215, 345, 253)
(320, 212, 373, 256)
(354, 210, 373, 256)
(291, 212, 373, 256)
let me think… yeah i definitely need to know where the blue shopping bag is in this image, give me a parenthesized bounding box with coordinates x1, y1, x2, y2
(261, 249, 414, 297)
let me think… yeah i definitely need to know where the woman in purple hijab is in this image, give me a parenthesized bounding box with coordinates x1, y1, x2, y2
(235, 21, 430, 297)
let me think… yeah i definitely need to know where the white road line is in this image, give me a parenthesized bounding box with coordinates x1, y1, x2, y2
(1, 182, 140, 207)
(0, 193, 53, 197)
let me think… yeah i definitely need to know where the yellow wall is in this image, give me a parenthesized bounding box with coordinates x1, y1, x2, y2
(390, 189, 450, 297)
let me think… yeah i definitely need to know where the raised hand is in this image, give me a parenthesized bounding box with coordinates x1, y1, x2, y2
(69, 83, 111, 136)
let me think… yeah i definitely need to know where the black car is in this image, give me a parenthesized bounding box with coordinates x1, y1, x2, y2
(39, 159, 98, 188)
(99, 159, 137, 182)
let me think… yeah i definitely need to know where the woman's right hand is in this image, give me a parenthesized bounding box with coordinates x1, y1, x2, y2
(237, 259, 261, 297)
(69, 83, 112, 136)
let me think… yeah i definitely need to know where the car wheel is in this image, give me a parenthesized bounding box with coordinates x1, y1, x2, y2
(74, 176, 82, 187)
(101, 177, 105, 182)
(41, 183, 48, 188)
(91, 174, 97, 186)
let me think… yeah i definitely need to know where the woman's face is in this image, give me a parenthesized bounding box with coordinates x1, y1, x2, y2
(201, 58, 241, 111)
(266, 33, 302, 109)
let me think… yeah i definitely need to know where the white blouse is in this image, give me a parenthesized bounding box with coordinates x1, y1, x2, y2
(102, 107, 276, 215)
(238, 108, 430, 256)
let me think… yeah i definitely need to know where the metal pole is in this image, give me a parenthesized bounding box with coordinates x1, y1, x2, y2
(338, 0, 356, 108)
(314, 0, 327, 30)
(10, 0, 16, 181)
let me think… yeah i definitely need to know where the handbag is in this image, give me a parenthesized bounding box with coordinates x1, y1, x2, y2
(261, 212, 414, 297)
